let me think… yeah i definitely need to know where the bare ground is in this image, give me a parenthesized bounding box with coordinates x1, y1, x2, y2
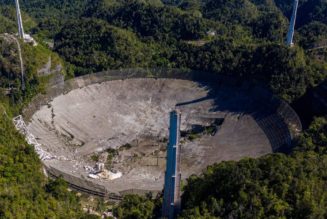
(27, 78, 276, 193)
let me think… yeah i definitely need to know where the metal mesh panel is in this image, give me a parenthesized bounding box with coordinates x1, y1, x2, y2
(22, 68, 302, 197)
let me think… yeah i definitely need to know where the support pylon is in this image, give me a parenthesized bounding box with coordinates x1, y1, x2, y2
(15, 0, 25, 39)
(162, 110, 182, 219)
(286, 0, 299, 46)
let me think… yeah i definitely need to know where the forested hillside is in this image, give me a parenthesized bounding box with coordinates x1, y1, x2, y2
(178, 117, 327, 218)
(114, 117, 327, 218)
(0, 104, 86, 218)
(0, 3, 92, 218)
(54, 18, 166, 75)
(180, 128, 327, 218)
(0, 0, 326, 218)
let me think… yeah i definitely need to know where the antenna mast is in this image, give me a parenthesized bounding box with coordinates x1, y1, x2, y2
(15, 0, 25, 39)
(286, 0, 299, 46)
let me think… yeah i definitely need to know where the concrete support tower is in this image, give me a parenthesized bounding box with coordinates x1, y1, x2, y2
(15, 0, 25, 39)
(286, 0, 299, 46)
(162, 110, 182, 219)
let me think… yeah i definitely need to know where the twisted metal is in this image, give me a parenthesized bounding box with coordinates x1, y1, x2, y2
(13, 115, 55, 160)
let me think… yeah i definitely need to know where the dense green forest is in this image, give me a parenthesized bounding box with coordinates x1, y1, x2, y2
(0, 102, 88, 218)
(114, 117, 327, 218)
(53, 0, 326, 101)
(0, 0, 326, 218)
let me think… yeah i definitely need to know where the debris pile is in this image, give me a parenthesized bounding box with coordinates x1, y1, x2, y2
(13, 115, 55, 160)
(87, 162, 122, 180)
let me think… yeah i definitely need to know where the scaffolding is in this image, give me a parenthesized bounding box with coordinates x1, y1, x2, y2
(13, 115, 56, 160)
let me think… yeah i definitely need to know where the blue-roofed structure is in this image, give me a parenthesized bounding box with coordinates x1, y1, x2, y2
(162, 110, 182, 219)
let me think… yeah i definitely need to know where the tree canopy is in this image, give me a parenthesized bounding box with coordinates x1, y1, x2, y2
(0, 0, 326, 218)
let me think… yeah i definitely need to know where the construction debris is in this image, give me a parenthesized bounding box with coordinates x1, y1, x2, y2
(87, 162, 122, 180)
(13, 115, 56, 160)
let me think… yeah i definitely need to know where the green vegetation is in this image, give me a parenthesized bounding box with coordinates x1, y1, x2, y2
(0, 5, 93, 217)
(0, 37, 65, 108)
(296, 116, 327, 154)
(91, 154, 100, 162)
(0, 0, 327, 218)
(105, 148, 119, 169)
(0, 103, 90, 218)
(113, 118, 327, 218)
(113, 194, 162, 219)
(298, 21, 327, 49)
(85, 0, 209, 41)
(180, 151, 327, 218)
(4, 1, 318, 87)
(181, 123, 219, 141)
(0, 0, 89, 20)
(178, 117, 327, 218)
(174, 41, 319, 101)
(0, 14, 16, 34)
(0, 5, 36, 33)
(48, 0, 326, 101)
(119, 143, 132, 151)
(54, 18, 163, 75)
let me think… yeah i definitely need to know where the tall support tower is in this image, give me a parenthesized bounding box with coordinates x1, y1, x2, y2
(162, 110, 182, 219)
(286, 0, 299, 46)
(15, 0, 25, 39)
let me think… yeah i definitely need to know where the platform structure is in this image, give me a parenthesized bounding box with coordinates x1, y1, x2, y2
(162, 110, 182, 219)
